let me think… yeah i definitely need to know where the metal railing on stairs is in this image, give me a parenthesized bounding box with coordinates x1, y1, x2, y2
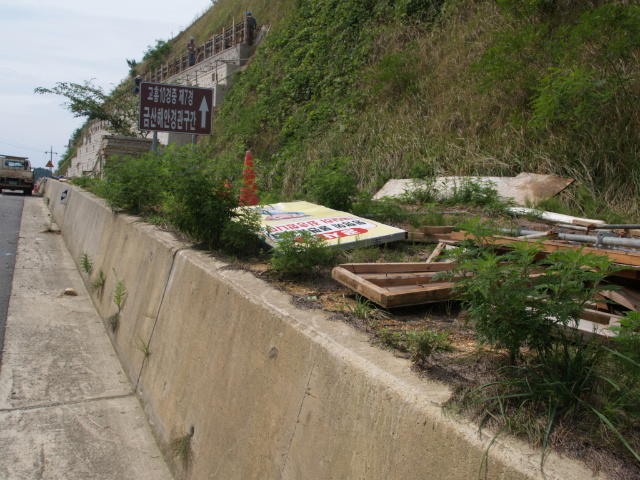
(141, 20, 250, 83)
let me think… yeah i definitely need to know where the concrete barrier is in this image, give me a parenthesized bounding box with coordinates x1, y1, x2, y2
(42, 180, 600, 480)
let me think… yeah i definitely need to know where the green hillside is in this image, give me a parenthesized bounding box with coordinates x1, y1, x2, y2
(204, 0, 640, 219)
(75, 0, 640, 220)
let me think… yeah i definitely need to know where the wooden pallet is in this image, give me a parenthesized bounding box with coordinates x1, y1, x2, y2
(332, 263, 458, 308)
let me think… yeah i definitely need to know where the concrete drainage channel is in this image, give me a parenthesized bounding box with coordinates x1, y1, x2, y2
(43, 180, 598, 480)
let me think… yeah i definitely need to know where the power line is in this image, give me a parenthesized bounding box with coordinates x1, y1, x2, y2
(0, 137, 54, 154)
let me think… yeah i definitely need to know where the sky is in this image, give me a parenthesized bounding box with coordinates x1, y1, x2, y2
(0, 0, 213, 169)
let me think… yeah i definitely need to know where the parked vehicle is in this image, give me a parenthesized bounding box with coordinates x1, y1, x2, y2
(0, 155, 34, 195)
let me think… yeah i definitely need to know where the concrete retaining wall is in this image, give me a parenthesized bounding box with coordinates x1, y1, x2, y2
(42, 180, 599, 480)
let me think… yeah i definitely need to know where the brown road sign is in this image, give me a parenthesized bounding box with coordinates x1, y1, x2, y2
(139, 82, 214, 136)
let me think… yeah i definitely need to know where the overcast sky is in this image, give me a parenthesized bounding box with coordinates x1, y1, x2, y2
(0, 0, 213, 169)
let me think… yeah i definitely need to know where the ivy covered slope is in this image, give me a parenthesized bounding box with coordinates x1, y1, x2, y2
(203, 0, 640, 219)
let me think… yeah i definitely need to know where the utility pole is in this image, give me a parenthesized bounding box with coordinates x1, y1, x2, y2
(44, 146, 58, 175)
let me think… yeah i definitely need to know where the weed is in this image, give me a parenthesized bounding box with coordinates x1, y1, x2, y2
(80, 252, 93, 274)
(269, 230, 337, 277)
(451, 242, 618, 363)
(344, 294, 374, 320)
(381, 244, 409, 263)
(170, 429, 194, 466)
(462, 335, 640, 473)
(409, 204, 446, 228)
(108, 313, 120, 330)
(378, 328, 406, 351)
(399, 178, 439, 205)
(406, 329, 452, 365)
(70, 175, 100, 191)
(100, 153, 165, 215)
(113, 271, 127, 310)
(608, 311, 640, 379)
(106, 270, 127, 331)
(350, 196, 407, 224)
(304, 157, 358, 211)
(220, 208, 264, 257)
(377, 327, 451, 364)
(135, 337, 151, 358)
(341, 244, 381, 264)
(161, 148, 240, 249)
(91, 269, 106, 294)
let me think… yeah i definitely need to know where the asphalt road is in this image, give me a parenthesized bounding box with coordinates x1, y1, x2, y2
(0, 192, 24, 368)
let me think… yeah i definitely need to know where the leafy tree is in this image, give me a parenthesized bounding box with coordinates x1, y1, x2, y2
(142, 39, 172, 72)
(34, 80, 140, 137)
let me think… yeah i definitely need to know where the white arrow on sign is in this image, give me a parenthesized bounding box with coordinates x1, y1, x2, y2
(199, 96, 209, 129)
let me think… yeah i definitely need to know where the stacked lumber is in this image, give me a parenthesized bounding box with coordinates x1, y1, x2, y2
(332, 263, 457, 308)
(334, 224, 640, 338)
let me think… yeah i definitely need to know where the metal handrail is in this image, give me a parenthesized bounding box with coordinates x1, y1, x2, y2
(141, 20, 249, 83)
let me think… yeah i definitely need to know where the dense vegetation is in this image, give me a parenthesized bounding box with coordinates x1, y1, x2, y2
(203, 0, 640, 221)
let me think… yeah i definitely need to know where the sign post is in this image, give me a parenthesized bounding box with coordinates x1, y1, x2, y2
(138, 82, 214, 137)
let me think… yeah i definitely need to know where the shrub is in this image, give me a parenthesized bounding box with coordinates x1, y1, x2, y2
(406, 328, 452, 364)
(608, 311, 640, 380)
(350, 196, 407, 223)
(269, 230, 337, 277)
(71, 175, 100, 191)
(220, 208, 264, 257)
(161, 149, 239, 249)
(304, 157, 358, 211)
(451, 242, 617, 363)
(99, 153, 164, 215)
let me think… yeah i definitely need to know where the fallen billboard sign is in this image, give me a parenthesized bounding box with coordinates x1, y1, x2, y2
(138, 82, 214, 135)
(248, 201, 407, 249)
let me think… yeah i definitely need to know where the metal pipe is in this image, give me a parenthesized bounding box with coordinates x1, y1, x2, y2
(587, 224, 640, 230)
(556, 223, 588, 232)
(516, 229, 640, 249)
(500, 228, 640, 253)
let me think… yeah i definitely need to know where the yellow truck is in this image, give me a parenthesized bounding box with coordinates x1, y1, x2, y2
(0, 155, 34, 195)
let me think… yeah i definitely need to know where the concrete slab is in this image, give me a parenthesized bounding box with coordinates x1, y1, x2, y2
(0, 196, 172, 480)
(374, 173, 574, 206)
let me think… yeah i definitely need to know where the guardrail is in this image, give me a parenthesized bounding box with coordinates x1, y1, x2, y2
(142, 20, 248, 83)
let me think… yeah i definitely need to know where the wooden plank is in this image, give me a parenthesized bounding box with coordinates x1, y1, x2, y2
(572, 218, 607, 227)
(340, 263, 458, 274)
(382, 284, 456, 308)
(369, 276, 459, 288)
(580, 308, 623, 326)
(599, 287, 640, 311)
(383, 282, 455, 293)
(418, 226, 456, 234)
(451, 231, 640, 267)
(360, 271, 457, 283)
(333, 264, 459, 308)
(331, 267, 386, 304)
(606, 268, 640, 281)
(426, 242, 446, 264)
(406, 231, 452, 242)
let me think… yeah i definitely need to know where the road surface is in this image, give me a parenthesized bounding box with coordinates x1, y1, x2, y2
(0, 192, 23, 369)
(0, 195, 173, 480)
